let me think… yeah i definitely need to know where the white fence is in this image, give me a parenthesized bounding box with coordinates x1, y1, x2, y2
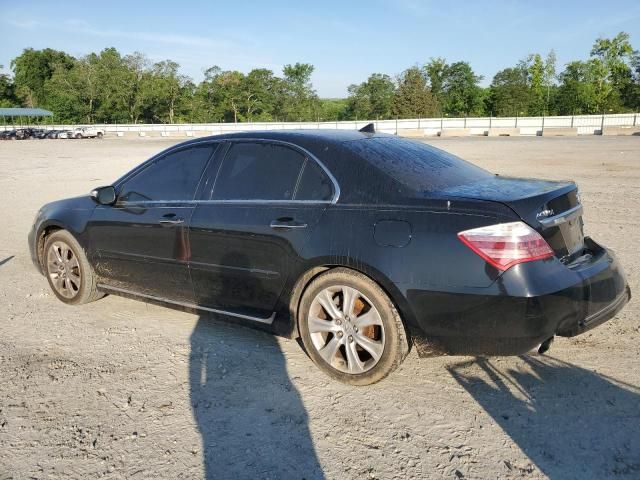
(2, 113, 639, 137)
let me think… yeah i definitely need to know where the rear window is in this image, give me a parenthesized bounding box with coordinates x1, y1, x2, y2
(343, 137, 491, 192)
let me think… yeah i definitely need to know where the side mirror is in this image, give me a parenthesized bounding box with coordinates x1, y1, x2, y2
(91, 186, 116, 205)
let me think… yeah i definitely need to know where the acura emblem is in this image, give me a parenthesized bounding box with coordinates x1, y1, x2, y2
(536, 209, 555, 220)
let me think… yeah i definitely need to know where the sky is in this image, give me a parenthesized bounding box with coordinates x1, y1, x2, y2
(1, 0, 639, 98)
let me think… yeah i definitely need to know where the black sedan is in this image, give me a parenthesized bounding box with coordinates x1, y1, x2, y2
(28, 127, 631, 385)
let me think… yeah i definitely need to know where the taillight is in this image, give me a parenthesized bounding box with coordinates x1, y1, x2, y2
(458, 221, 553, 271)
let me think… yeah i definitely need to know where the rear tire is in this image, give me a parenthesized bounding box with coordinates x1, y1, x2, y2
(75, 133, 82, 139)
(96, 132, 103, 139)
(298, 268, 409, 385)
(43, 230, 103, 305)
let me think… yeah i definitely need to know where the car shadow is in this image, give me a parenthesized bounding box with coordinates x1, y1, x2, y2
(0, 255, 14, 267)
(447, 355, 640, 478)
(189, 315, 325, 479)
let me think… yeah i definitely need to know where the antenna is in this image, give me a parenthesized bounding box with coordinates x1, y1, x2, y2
(359, 123, 375, 134)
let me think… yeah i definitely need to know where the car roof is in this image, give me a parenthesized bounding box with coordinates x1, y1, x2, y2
(186, 128, 393, 145)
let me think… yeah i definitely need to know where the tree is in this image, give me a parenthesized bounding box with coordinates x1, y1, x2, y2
(282, 63, 318, 121)
(392, 66, 436, 118)
(216, 70, 244, 123)
(441, 61, 484, 116)
(318, 98, 349, 121)
(591, 32, 635, 89)
(0, 66, 17, 108)
(555, 60, 607, 114)
(527, 54, 546, 115)
(424, 57, 448, 111)
(3, 33, 637, 125)
(589, 32, 636, 112)
(346, 73, 395, 119)
(243, 68, 281, 121)
(543, 50, 557, 114)
(44, 54, 99, 123)
(122, 52, 152, 123)
(486, 65, 531, 116)
(625, 53, 640, 111)
(146, 60, 191, 123)
(11, 48, 75, 107)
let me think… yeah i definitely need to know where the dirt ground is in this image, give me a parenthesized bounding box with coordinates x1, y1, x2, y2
(0, 135, 638, 480)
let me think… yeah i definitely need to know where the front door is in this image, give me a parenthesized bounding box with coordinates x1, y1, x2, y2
(189, 140, 336, 320)
(88, 143, 217, 303)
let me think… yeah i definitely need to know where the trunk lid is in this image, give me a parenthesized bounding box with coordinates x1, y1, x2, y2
(440, 176, 585, 262)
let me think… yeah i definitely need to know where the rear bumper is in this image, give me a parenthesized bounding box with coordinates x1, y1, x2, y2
(407, 238, 631, 356)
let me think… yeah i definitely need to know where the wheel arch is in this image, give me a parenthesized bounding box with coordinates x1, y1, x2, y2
(35, 221, 83, 271)
(284, 259, 418, 342)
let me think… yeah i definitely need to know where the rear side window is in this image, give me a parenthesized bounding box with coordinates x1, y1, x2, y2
(343, 137, 491, 192)
(294, 159, 333, 201)
(212, 142, 305, 200)
(119, 145, 214, 202)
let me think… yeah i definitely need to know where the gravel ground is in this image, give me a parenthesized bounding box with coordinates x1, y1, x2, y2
(0, 136, 638, 480)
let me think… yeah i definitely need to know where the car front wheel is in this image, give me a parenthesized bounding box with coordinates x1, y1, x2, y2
(43, 230, 103, 305)
(298, 268, 409, 385)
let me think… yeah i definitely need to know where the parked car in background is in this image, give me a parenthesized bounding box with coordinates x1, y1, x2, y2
(33, 129, 49, 139)
(57, 130, 73, 139)
(28, 127, 631, 385)
(15, 128, 35, 140)
(73, 126, 105, 139)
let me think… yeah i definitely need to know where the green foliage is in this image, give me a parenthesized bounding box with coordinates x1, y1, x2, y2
(0, 65, 18, 107)
(346, 73, 395, 119)
(392, 66, 436, 118)
(318, 98, 349, 121)
(486, 65, 531, 116)
(424, 58, 484, 116)
(281, 63, 319, 121)
(11, 48, 74, 107)
(4, 32, 639, 123)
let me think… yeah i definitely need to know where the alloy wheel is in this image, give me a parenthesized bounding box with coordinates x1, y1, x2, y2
(307, 285, 385, 374)
(46, 241, 81, 299)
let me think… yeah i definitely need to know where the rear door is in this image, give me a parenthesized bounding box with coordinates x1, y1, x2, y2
(189, 140, 335, 321)
(88, 143, 217, 302)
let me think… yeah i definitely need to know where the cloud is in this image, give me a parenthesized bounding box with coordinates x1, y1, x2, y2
(7, 19, 40, 29)
(61, 19, 236, 48)
(6, 17, 238, 49)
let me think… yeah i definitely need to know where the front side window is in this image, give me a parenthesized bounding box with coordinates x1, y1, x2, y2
(211, 142, 305, 200)
(119, 145, 215, 202)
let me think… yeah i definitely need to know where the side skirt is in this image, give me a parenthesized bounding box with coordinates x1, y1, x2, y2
(96, 284, 276, 325)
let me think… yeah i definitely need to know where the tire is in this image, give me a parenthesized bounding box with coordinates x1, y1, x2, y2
(298, 268, 409, 385)
(96, 132, 103, 139)
(75, 133, 82, 139)
(43, 230, 104, 305)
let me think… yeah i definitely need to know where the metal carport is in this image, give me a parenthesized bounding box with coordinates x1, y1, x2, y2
(0, 107, 53, 127)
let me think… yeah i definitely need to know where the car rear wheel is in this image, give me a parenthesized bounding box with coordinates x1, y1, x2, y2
(298, 268, 409, 385)
(44, 230, 103, 305)
(96, 132, 103, 138)
(75, 133, 82, 139)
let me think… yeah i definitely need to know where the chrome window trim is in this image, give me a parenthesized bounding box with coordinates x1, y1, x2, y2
(114, 139, 223, 189)
(97, 284, 276, 325)
(117, 199, 332, 207)
(113, 137, 341, 205)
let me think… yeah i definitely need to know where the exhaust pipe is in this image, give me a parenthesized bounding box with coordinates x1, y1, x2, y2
(538, 336, 554, 355)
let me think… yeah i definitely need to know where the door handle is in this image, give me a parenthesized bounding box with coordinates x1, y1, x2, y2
(159, 214, 185, 226)
(270, 218, 308, 230)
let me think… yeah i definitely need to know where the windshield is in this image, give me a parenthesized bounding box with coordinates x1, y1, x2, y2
(343, 137, 492, 193)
